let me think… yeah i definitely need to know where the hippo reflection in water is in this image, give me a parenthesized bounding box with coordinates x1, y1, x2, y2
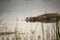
(25, 13, 60, 23)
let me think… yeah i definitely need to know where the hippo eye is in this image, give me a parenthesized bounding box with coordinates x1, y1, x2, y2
(44, 16, 46, 18)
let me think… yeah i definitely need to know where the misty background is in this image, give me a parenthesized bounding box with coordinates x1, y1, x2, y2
(0, 0, 60, 37)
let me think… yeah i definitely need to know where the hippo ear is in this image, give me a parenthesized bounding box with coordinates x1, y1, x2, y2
(44, 11, 47, 14)
(26, 17, 28, 19)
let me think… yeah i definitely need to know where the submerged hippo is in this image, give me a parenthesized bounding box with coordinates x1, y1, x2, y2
(25, 13, 60, 23)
